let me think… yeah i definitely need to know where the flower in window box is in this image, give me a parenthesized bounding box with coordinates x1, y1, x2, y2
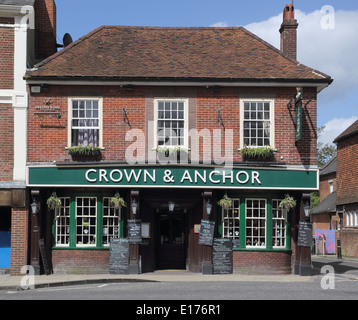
(239, 146, 275, 160)
(68, 143, 102, 161)
(156, 146, 188, 163)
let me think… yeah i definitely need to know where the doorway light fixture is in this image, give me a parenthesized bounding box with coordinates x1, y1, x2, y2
(168, 201, 175, 212)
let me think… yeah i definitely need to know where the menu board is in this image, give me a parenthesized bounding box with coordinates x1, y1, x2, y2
(198, 219, 215, 246)
(128, 219, 142, 244)
(213, 238, 233, 274)
(109, 238, 129, 274)
(298, 222, 313, 247)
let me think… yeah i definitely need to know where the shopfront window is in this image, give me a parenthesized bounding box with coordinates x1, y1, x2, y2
(222, 199, 240, 239)
(272, 199, 286, 248)
(54, 195, 123, 248)
(102, 197, 121, 246)
(246, 199, 266, 247)
(55, 197, 71, 246)
(75, 197, 97, 246)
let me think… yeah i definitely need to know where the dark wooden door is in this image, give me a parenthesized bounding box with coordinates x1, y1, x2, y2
(157, 211, 186, 269)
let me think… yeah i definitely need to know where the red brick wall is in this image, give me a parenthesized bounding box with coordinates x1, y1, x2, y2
(28, 86, 318, 166)
(319, 173, 336, 201)
(233, 250, 292, 274)
(336, 134, 358, 205)
(10, 208, 29, 275)
(34, 0, 57, 59)
(52, 249, 110, 274)
(340, 229, 358, 257)
(0, 104, 14, 181)
(0, 19, 14, 89)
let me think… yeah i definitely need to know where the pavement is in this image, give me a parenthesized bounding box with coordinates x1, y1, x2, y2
(1, 255, 357, 291)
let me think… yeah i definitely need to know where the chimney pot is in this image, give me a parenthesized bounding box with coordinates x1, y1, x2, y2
(280, 4, 299, 60)
(283, 4, 295, 20)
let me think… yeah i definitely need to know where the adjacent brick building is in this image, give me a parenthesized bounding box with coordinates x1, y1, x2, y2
(24, 4, 332, 275)
(0, 0, 57, 275)
(334, 120, 358, 257)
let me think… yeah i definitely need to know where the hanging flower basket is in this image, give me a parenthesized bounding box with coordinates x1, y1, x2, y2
(218, 194, 232, 210)
(47, 192, 61, 211)
(110, 193, 127, 209)
(279, 194, 296, 211)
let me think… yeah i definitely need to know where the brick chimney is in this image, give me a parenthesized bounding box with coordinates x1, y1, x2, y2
(34, 0, 57, 60)
(279, 4, 299, 60)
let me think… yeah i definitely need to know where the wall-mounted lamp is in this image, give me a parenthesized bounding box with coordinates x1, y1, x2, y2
(304, 202, 310, 220)
(131, 198, 138, 215)
(206, 199, 212, 216)
(168, 201, 175, 212)
(31, 199, 38, 215)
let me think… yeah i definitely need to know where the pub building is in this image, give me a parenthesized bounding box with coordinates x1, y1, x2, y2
(25, 4, 332, 275)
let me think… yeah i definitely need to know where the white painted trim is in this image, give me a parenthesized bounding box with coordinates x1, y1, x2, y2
(153, 98, 189, 149)
(67, 97, 103, 148)
(239, 98, 275, 149)
(26, 79, 330, 91)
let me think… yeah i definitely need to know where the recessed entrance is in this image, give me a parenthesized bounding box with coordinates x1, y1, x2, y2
(157, 209, 186, 270)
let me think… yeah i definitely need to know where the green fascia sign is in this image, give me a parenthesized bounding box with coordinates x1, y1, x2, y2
(27, 165, 318, 190)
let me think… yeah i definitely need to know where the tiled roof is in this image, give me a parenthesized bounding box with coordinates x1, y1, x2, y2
(311, 191, 336, 214)
(333, 120, 358, 143)
(26, 26, 332, 84)
(320, 155, 337, 176)
(0, 0, 35, 6)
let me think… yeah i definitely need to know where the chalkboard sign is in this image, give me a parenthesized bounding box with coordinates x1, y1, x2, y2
(109, 238, 129, 274)
(213, 238, 233, 274)
(39, 239, 51, 275)
(198, 219, 215, 246)
(128, 219, 142, 244)
(298, 222, 313, 247)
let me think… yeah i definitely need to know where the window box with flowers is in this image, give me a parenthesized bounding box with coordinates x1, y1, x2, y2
(67, 143, 102, 161)
(156, 146, 188, 163)
(239, 146, 276, 161)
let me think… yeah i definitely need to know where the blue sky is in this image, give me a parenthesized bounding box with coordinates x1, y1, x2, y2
(56, 0, 358, 144)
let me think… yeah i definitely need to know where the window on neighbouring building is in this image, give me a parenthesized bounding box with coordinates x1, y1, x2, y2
(347, 211, 358, 227)
(69, 98, 102, 147)
(246, 199, 266, 248)
(272, 199, 287, 248)
(155, 99, 188, 148)
(222, 199, 240, 240)
(241, 100, 274, 147)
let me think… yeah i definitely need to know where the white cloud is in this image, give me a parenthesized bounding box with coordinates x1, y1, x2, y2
(319, 117, 358, 145)
(244, 9, 358, 102)
(210, 21, 229, 27)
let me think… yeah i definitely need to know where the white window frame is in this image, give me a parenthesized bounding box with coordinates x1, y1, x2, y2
(153, 98, 189, 148)
(67, 97, 103, 148)
(102, 197, 121, 246)
(240, 99, 275, 149)
(222, 198, 240, 239)
(54, 197, 71, 247)
(75, 196, 97, 247)
(272, 199, 287, 248)
(245, 198, 267, 248)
